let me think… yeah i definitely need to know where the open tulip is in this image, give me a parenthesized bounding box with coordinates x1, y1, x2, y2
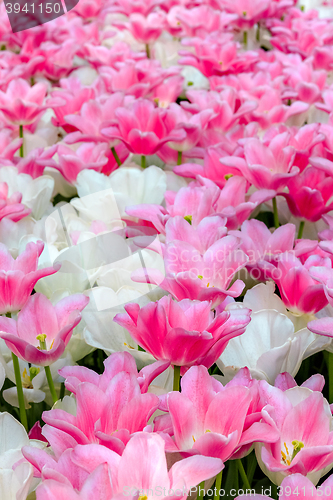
(0, 293, 89, 366)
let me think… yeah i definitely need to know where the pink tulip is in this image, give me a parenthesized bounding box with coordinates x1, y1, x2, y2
(84, 42, 145, 69)
(265, 252, 329, 315)
(126, 183, 222, 235)
(288, 124, 324, 173)
(212, 176, 275, 230)
(49, 143, 109, 184)
(108, 0, 163, 16)
(28, 433, 223, 500)
(113, 12, 167, 45)
(126, 177, 274, 235)
(307, 267, 333, 338)
(173, 5, 230, 38)
(173, 145, 242, 188)
(221, 133, 299, 191)
(179, 36, 258, 78)
(0, 292, 89, 365)
(0, 241, 59, 314)
(101, 98, 186, 156)
(40, 352, 167, 454)
(0, 128, 22, 163)
(281, 167, 333, 222)
(220, 0, 271, 28)
(0, 182, 31, 222)
(274, 372, 325, 393)
(0, 78, 48, 125)
(230, 220, 296, 281)
(155, 366, 279, 461)
(256, 385, 333, 482)
(15, 146, 58, 178)
(64, 93, 134, 147)
(47, 78, 96, 133)
(114, 295, 251, 370)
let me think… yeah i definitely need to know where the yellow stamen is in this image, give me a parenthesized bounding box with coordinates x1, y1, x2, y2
(284, 442, 289, 456)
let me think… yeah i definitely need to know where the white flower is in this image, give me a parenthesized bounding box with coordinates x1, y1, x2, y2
(0, 352, 74, 408)
(72, 165, 167, 221)
(217, 283, 330, 384)
(0, 167, 54, 220)
(0, 412, 45, 500)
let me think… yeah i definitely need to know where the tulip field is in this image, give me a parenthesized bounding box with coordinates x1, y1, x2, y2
(1, 0, 333, 499)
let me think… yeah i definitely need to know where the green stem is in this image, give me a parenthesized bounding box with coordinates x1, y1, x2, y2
(325, 352, 333, 403)
(272, 197, 279, 229)
(11, 353, 28, 431)
(59, 381, 65, 400)
(145, 43, 150, 58)
(37, 335, 58, 405)
(197, 480, 205, 500)
(214, 470, 223, 500)
(141, 155, 146, 169)
(256, 22, 260, 42)
(297, 220, 305, 239)
(246, 451, 257, 487)
(243, 30, 248, 47)
(111, 146, 122, 167)
(237, 458, 251, 490)
(44, 365, 58, 405)
(177, 151, 183, 165)
(173, 365, 181, 392)
(19, 124, 24, 158)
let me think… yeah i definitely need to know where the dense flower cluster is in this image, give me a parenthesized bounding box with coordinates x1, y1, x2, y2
(1, 0, 333, 499)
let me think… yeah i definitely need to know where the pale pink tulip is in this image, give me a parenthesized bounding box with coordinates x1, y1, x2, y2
(0, 241, 59, 314)
(0, 292, 89, 365)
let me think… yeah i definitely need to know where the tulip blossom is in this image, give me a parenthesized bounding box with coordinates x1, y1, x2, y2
(0, 182, 31, 222)
(307, 267, 333, 337)
(131, 229, 249, 305)
(155, 365, 279, 461)
(26, 433, 223, 500)
(265, 252, 329, 315)
(39, 352, 168, 454)
(64, 93, 134, 157)
(47, 143, 109, 184)
(0, 241, 59, 315)
(0, 79, 49, 126)
(221, 133, 299, 191)
(114, 295, 251, 370)
(101, 99, 186, 156)
(282, 167, 333, 222)
(113, 12, 167, 45)
(218, 282, 330, 384)
(0, 412, 45, 500)
(0, 293, 89, 366)
(229, 220, 296, 281)
(255, 384, 333, 485)
(179, 36, 258, 78)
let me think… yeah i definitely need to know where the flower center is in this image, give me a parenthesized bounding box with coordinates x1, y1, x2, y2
(36, 334, 54, 350)
(281, 440, 304, 465)
(22, 367, 40, 388)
